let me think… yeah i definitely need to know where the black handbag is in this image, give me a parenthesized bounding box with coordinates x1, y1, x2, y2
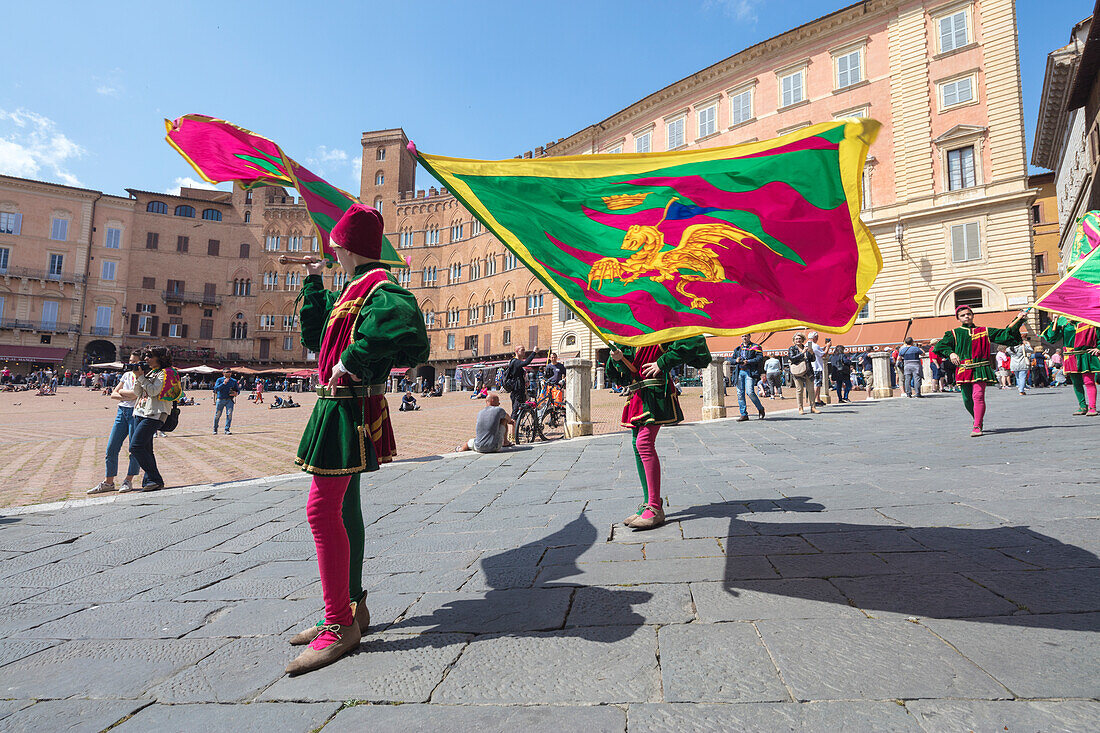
(162, 402, 181, 432)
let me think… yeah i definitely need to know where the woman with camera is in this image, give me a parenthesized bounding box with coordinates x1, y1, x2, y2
(129, 346, 173, 491)
(87, 350, 143, 494)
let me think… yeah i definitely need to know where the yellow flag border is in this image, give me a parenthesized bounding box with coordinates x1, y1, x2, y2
(416, 119, 882, 346)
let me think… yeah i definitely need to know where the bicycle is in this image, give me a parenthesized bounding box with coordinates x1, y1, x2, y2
(514, 379, 567, 444)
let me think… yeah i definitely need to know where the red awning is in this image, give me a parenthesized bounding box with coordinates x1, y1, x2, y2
(0, 345, 71, 363)
(390, 367, 413, 377)
(288, 369, 314, 378)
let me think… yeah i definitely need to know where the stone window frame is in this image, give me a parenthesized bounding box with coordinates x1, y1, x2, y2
(776, 60, 809, 110)
(602, 137, 625, 155)
(693, 94, 721, 142)
(932, 1, 974, 56)
(830, 39, 868, 91)
(942, 216, 988, 267)
(936, 70, 979, 112)
(632, 123, 655, 153)
(727, 81, 756, 129)
(664, 108, 690, 151)
(934, 125, 987, 194)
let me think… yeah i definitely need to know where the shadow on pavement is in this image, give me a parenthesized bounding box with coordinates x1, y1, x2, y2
(384, 513, 650, 645)
(671, 498, 1100, 631)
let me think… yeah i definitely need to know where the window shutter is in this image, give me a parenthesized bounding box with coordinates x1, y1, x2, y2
(208, 239, 220, 256)
(951, 225, 965, 262)
(150, 304, 156, 314)
(529, 325, 538, 349)
(150, 316, 159, 335)
(965, 222, 980, 260)
(182, 325, 189, 338)
(160, 322, 169, 337)
(962, 147, 975, 187)
(130, 315, 139, 335)
(13, 213, 21, 235)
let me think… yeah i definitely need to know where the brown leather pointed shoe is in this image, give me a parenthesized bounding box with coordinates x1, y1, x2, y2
(623, 504, 647, 527)
(285, 622, 361, 676)
(630, 505, 666, 530)
(290, 593, 371, 646)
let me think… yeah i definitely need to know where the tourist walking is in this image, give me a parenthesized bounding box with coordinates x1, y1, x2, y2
(829, 344, 853, 402)
(788, 333, 815, 414)
(898, 337, 924, 397)
(1007, 342, 1030, 396)
(764, 352, 783, 399)
(607, 336, 711, 530)
(932, 306, 1026, 437)
(807, 331, 829, 406)
(287, 204, 430, 676)
(730, 333, 765, 421)
(212, 368, 239, 434)
(858, 346, 874, 392)
(86, 351, 142, 495)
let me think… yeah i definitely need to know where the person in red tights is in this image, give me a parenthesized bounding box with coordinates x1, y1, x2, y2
(286, 204, 429, 675)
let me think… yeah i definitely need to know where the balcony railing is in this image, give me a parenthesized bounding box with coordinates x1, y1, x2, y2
(161, 290, 223, 306)
(0, 320, 82, 333)
(0, 266, 86, 285)
(89, 326, 114, 336)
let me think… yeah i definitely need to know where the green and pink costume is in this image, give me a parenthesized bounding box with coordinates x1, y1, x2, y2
(296, 261, 428, 647)
(1041, 316, 1099, 414)
(606, 337, 711, 521)
(932, 322, 1022, 431)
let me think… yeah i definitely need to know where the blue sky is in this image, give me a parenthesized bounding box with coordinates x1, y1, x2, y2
(0, 0, 1091, 196)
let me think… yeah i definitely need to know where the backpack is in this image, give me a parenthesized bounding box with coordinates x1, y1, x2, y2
(157, 367, 183, 402)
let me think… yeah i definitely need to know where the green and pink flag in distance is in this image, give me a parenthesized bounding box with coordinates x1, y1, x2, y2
(411, 118, 883, 346)
(164, 114, 405, 267)
(1035, 242, 1100, 329)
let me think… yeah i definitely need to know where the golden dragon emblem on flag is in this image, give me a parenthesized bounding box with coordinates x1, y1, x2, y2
(587, 197, 775, 309)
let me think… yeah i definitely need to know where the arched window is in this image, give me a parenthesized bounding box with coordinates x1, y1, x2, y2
(374, 197, 384, 213)
(375, 171, 385, 186)
(231, 313, 248, 340)
(244, 211, 251, 223)
(239, 242, 250, 258)
(146, 201, 168, 214)
(377, 147, 386, 161)
(201, 208, 222, 221)
(174, 205, 195, 218)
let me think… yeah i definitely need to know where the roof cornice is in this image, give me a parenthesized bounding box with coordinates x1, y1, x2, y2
(551, 0, 891, 154)
(1031, 43, 1081, 170)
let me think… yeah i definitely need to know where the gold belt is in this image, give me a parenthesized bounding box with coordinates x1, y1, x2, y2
(622, 378, 665, 395)
(316, 384, 387, 399)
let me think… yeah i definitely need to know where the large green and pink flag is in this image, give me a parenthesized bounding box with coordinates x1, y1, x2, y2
(164, 114, 404, 267)
(1068, 210, 1100, 270)
(1035, 242, 1100, 328)
(412, 118, 882, 346)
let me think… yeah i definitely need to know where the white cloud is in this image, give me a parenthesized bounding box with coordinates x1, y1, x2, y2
(704, 0, 760, 22)
(165, 176, 226, 196)
(0, 108, 85, 186)
(95, 85, 121, 98)
(307, 145, 362, 190)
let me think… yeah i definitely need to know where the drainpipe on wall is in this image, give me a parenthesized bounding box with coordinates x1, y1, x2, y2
(74, 192, 103, 368)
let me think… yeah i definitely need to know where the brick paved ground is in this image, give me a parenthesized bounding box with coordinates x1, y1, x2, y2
(0, 387, 1096, 731)
(0, 380, 877, 507)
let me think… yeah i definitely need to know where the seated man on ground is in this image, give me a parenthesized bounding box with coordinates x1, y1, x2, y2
(400, 391, 420, 411)
(457, 392, 514, 453)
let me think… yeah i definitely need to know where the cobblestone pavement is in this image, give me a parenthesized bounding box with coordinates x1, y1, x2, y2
(0, 388, 1096, 731)
(0, 381, 872, 508)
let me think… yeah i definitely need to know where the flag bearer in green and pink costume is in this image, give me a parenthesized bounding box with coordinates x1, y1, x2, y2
(285, 205, 429, 676)
(607, 337, 711, 530)
(932, 305, 1026, 437)
(1041, 315, 1100, 416)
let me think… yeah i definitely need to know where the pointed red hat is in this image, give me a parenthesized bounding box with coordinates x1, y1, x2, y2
(330, 204, 383, 260)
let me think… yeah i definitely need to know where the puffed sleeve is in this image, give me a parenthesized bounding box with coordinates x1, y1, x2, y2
(656, 336, 712, 372)
(340, 283, 430, 383)
(932, 330, 956, 360)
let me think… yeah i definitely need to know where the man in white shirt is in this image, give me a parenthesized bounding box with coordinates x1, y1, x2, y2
(807, 331, 829, 406)
(764, 354, 783, 399)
